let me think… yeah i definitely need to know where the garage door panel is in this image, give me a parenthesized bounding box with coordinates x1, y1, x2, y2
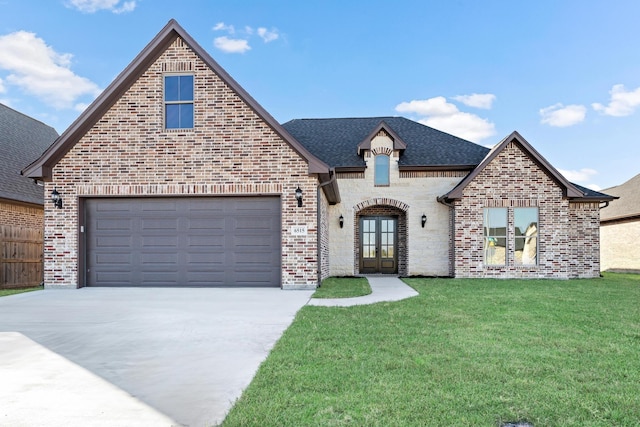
(85, 197, 281, 287)
(96, 235, 131, 248)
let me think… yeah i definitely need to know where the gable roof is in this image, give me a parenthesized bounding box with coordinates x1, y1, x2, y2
(0, 103, 58, 205)
(600, 173, 640, 222)
(356, 120, 407, 155)
(442, 131, 615, 202)
(21, 19, 330, 181)
(281, 117, 490, 171)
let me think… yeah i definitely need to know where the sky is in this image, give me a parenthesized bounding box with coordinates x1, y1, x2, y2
(1, 1, 640, 190)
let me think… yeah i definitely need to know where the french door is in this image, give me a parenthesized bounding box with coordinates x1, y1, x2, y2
(360, 216, 397, 274)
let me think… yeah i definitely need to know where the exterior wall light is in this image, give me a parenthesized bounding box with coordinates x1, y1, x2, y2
(339, 215, 344, 228)
(51, 188, 63, 209)
(421, 213, 427, 228)
(295, 186, 303, 207)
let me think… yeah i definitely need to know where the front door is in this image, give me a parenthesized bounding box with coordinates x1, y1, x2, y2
(360, 216, 397, 274)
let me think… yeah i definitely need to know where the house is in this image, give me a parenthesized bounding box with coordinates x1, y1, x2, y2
(22, 20, 614, 289)
(600, 173, 640, 273)
(0, 103, 58, 287)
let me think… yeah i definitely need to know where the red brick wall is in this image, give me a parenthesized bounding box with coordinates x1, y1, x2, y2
(453, 141, 601, 278)
(45, 37, 318, 288)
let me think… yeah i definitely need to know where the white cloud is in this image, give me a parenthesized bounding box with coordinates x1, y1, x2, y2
(213, 22, 235, 34)
(213, 22, 280, 52)
(395, 96, 496, 142)
(214, 36, 251, 54)
(452, 93, 496, 109)
(0, 77, 5, 93)
(0, 31, 101, 109)
(558, 168, 598, 183)
(539, 103, 586, 127)
(257, 27, 279, 43)
(558, 168, 601, 190)
(67, 0, 136, 13)
(592, 84, 640, 117)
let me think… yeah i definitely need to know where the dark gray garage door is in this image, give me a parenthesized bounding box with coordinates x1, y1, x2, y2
(84, 197, 281, 287)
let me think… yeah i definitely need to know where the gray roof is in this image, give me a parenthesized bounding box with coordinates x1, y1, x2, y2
(600, 173, 640, 221)
(0, 103, 58, 205)
(281, 117, 490, 169)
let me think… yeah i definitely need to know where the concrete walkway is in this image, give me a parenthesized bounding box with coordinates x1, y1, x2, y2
(307, 275, 418, 307)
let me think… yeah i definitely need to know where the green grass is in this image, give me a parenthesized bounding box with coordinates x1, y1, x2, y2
(222, 273, 640, 426)
(312, 277, 372, 299)
(0, 286, 42, 297)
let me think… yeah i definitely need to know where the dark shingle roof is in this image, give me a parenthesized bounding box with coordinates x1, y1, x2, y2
(600, 173, 640, 221)
(281, 117, 490, 169)
(0, 103, 59, 205)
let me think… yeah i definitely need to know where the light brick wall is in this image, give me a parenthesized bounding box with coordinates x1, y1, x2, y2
(453, 141, 601, 278)
(601, 220, 640, 272)
(328, 133, 465, 277)
(45, 37, 318, 289)
(0, 201, 43, 229)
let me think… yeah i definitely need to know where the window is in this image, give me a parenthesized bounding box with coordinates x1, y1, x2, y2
(164, 75, 194, 129)
(374, 155, 390, 186)
(484, 207, 539, 266)
(483, 208, 507, 265)
(514, 208, 538, 265)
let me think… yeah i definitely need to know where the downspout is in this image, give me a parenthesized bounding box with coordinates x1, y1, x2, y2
(316, 168, 338, 287)
(437, 195, 456, 277)
(599, 201, 610, 210)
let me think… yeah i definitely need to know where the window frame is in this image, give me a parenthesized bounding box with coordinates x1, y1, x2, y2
(514, 207, 539, 266)
(483, 208, 508, 266)
(374, 154, 390, 186)
(483, 207, 540, 267)
(164, 74, 194, 130)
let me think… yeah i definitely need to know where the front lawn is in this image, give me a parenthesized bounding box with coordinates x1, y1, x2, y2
(0, 286, 42, 297)
(312, 277, 371, 299)
(222, 273, 640, 426)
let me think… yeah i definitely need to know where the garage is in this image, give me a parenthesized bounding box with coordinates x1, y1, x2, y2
(83, 197, 281, 287)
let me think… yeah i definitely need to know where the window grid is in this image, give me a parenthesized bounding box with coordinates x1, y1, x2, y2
(374, 155, 390, 186)
(483, 207, 539, 267)
(164, 74, 194, 130)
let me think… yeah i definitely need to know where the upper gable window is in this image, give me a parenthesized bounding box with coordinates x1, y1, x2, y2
(164, 75, 194, 129)
(374, 155, 390, 186)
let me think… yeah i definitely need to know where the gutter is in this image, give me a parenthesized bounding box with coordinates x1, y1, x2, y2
(316, 168, 340, 287)
(437, 194, 456, 277)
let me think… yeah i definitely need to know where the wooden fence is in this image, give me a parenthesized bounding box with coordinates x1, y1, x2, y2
(0, 225, 43, 289)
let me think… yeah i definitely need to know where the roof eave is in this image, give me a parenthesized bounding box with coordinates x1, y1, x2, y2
(398, 164, 476, 172)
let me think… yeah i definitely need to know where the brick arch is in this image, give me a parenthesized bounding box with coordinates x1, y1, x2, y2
(354, 198, 409, 214)
(353, 199, 408, 276)
(371, 147, 393, 156)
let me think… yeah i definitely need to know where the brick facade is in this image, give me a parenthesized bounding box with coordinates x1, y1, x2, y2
(45, 37, 319, 289)
(452, 141, 601, 278)
(0, 200, 44, 229)
(601, 219, 640, 272)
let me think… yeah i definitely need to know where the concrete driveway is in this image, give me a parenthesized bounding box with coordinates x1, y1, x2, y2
(0, 287, 313, 426)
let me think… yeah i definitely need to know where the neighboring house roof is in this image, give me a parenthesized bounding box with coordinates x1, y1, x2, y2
(600, 173, 640, 223)
(21, 19, 332, 182)
(0, 103, 58, 205)
(281, 117, 490, 170)
(441, 131, 615, 202)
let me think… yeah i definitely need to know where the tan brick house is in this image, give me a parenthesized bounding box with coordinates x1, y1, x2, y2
(600, 173, 640, 273)
(23, 20, 614, 289)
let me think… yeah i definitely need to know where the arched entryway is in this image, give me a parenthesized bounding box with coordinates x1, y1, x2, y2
(354, 199, 408, 276)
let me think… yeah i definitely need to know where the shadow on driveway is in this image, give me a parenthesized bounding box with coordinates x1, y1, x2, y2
(0, 287, 313, 426)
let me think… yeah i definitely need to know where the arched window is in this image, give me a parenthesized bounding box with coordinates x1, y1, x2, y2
(374, 155, 390, 186)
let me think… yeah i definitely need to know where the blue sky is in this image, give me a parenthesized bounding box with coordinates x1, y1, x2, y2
(1, 0, 639, 190)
